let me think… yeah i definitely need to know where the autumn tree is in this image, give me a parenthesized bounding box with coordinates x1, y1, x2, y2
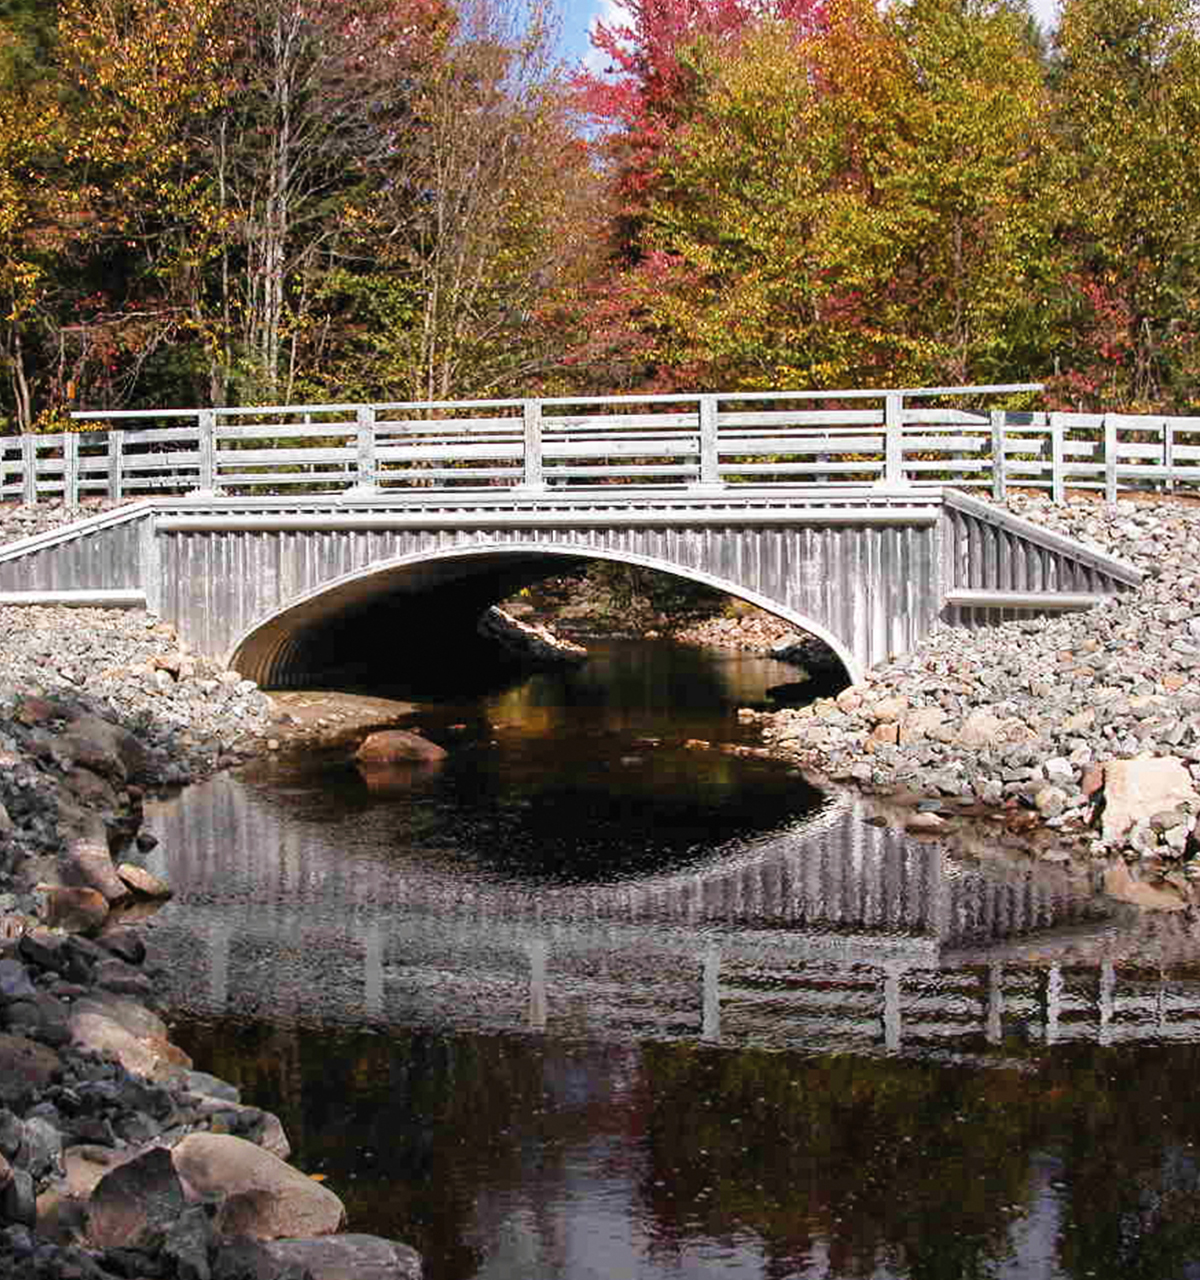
(303, 0, 606, 402)
(0, 0, 78, 429)
(1051, 0, 1200, 409)
(576, 0, 1059, 392)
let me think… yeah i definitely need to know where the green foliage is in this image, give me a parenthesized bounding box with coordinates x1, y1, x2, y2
(1050, 0, 1200, 409)
(623, 0, 1059, 390)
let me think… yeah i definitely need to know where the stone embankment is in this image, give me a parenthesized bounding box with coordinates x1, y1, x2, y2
(0, 503, 421, 1278)
(744, 493, 1200, 908)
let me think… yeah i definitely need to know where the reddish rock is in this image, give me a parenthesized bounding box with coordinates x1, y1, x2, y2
(172, 1133, 346, 1240)
(64, 713, 151, 780)
(354, 730, 447, 765)
(60, 813, 129, 903)
(69, 1008, 191, 1080)
(37, 885, 110, 935)
(116, 864, 173, 900)
(868, 722, 900, 747)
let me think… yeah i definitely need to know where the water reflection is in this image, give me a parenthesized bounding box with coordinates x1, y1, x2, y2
(145, 639, 1200, 1280)
(145, 770, 1124, 1055)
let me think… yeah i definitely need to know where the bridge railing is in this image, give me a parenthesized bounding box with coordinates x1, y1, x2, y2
(3, 384, 1198, 503)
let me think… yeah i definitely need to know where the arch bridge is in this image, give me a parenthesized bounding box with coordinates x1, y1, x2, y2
(0, 484, 1138, 689)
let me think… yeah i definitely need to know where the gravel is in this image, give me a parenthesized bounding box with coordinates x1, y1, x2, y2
(0, 500, 274, 787)
(747, 492, 1200, 863)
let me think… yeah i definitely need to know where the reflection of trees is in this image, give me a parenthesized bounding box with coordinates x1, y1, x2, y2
(176, 1020, 633, 1280)
(636, 1043, 1039, 1279)
(1048, 1046, 1200, 1280)
(173, 1016, 1200, 1280)
(635, 1041, 1200, 1280)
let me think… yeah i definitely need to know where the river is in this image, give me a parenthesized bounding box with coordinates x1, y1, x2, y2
(140, 638, 1200, 1280)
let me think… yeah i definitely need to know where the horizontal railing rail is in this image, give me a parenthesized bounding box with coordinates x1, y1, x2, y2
(2, 383, 1195, 504)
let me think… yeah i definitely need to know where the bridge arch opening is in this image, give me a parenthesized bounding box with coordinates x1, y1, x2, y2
(227, 543, 860, 692)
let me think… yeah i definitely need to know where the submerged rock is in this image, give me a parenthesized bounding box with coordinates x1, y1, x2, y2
(355, 730, 448, 765)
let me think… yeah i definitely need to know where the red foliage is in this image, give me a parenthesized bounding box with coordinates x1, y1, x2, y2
(576, 0, 824, 126)
(574, 0, 826, 218)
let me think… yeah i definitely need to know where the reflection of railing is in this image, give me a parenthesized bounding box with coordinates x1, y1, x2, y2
(144, 781, 1100, 951)
(140, 775, 1173, 1055)
(149, 905, 1200, 1056)
(13, 385, 1196, 503)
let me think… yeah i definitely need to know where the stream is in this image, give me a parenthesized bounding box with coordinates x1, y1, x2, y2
(140, 638, 1200, 1280)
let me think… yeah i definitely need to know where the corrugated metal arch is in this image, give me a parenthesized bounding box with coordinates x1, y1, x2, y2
(226, 541, 863, 689)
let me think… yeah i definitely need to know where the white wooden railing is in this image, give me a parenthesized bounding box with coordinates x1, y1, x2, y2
(2, 384, 1198, 504)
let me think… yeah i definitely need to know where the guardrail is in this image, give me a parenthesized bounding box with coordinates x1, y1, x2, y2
(2, 384, 1197, 504)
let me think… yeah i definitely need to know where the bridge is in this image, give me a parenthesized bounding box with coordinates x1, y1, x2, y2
(0, 385, 1147, 686)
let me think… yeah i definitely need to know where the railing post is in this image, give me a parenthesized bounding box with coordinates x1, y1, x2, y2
(21, 433, 36, 504)
(519, 399, 544, 492)
(196, 410, 217, 496)
(884, 393, 904, 486)
(1050, 413, 1065, 505)
(1104, 414, 1118, 503)
(355, 405, 378, 493)
(1163, 416, 1175, 491)
(108, 429, 124, 502)
(694, 395, 722, 490)
(990, 410, 1006, 501)
(63, 430, 79, 507)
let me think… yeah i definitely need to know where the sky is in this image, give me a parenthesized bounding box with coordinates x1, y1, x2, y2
(555, 0, 1063, 74)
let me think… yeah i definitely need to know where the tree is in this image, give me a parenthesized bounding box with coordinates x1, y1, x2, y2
(1051, 0, 1200, 409)
(0, 5, 65, 430)
(308, 0, 606, 402)
(580, 0, 1058, 392)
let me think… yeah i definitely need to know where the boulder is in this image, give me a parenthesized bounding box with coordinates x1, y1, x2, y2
(1104, 859, 1188, 911)
(870, 695, 909, 724)
(36, 885, 110, 935)
(59, 714, 150, 783)
(898, 707, 947, 744)
(87, 1146, 186, 1249)
(172, 1133, 346, 1240)
(213, 1234, 422, 1280)
(355, 731, 447, 766)
(69, 1007, 191, 1081)
(59, 812, 130, 904)
(63, 1145, 143, 1201)
(1100, 755, 1200, 845)
(116, 864, 173, 900)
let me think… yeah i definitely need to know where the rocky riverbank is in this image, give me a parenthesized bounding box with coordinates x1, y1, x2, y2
(743, 492, 1200, 908)
(0, 505, 423, 1277)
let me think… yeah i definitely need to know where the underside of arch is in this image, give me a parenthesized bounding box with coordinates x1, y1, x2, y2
(228, 542, 862, 690)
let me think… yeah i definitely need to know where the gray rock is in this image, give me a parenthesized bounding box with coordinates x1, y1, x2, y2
(213, 1234, 422, 1280)
(87, 1146, 186, 1249)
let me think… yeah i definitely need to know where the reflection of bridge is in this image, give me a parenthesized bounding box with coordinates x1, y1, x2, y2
(0, 389, 1141, 687)
(142, 775, 1200, 1056)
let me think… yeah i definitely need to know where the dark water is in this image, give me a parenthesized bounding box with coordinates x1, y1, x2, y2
(142, 640, 1200, 1280)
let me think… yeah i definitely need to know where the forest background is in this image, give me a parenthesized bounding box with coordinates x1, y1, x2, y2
(2, 0, 1200, 432)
